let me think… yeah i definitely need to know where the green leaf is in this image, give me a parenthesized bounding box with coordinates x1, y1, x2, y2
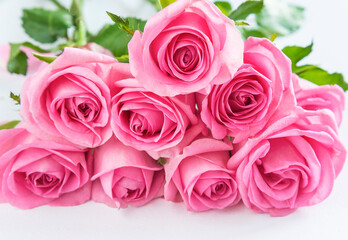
(21, 42, 51, 53)
(92, 24, 129, 57)
(92, 18, 146, 57)
(128, 18, 146, 33)
(298, 68, 348, 91)
(22, 8, 73, 43)
(115, 55, 129, 63)
(7, 43, 28, 75)
(32, 53, 57, 63)
(159, 0, 177, 9)
(293, 64, 318, 75)
(0, 121, 21, 130)
(106, 11, 128, 26)
(214, 1, 233, 16)
(283, 42, 348, 91)
(282, 42, 313, 68)
(10, 92, 21, 105)
(256, 0, 304, 36)
(106, 11, 145, 36)
(238, 27, 269, 40)
(229, 0, 263, 21)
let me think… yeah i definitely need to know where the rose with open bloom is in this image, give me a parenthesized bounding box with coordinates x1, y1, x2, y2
(200, 37, 294, 143)
(165, 137, 240, 212)
(0, 128, 91, 209)
(20, 47, 120, 148)
(128, 0, 243, 96)
(292, 73, 345, 126)
(110, 77, 198, 152)
(228, 109, 346, 216)
(92, 137, 164, 208)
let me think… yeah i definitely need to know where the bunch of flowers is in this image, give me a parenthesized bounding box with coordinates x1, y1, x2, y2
(0, 0, 346, 217)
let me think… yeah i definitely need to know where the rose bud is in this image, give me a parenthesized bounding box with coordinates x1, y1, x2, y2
(92, 137, 165, 208)
(292, 73, 345, 126)
(165, 137, 240, 211)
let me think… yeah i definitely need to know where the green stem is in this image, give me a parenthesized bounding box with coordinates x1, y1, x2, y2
(122, 26, 135, 36)
(71, 0, 87, 46)
(75, 18, 87, 46)
(270, 33, 278, 42)
(50, 0, 69, 12)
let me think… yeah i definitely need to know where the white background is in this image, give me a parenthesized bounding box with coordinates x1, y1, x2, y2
(0, 0, 347, 239)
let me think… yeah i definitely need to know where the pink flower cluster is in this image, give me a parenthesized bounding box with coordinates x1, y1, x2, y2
(0, 0, 346, 216)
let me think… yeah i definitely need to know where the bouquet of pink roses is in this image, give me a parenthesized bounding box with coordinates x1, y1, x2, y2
(0, 0, 346, 217)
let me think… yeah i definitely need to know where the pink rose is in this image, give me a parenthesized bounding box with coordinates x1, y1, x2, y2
(0, 128, 91, 209)
(110, 77, 198, 152)
(128, 0, 243, 96)
(200, 37, 294, 143)
(228, 109, 346, 216)
(0, 44, 48, 75)
(165, 137, 240, 211)
(146, 119, 209, 160)
(20, 47, 120, 148)
(292, 73, 345, 126)
(92, 137, 164, 208)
